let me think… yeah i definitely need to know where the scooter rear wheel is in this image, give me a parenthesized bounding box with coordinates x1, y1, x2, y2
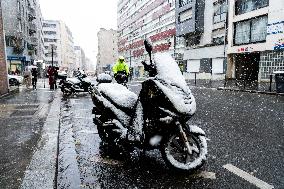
(161, 131, 207, 172)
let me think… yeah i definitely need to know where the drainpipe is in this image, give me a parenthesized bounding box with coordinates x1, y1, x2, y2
(223, 0, 228, 87)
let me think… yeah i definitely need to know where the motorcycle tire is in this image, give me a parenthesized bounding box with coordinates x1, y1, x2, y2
(61, 86, 73, 97)
(161, 130, 207, 172)
(95, 116, 119, 146)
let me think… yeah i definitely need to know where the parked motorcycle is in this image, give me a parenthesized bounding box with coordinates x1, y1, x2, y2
(91, 39, 207, 172)
(114, 71, 128, 87)
(60, 71, 93, 96)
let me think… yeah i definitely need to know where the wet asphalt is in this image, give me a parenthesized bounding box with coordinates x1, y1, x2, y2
(0, 80, 283, 189)
(0, 82, 56, 189)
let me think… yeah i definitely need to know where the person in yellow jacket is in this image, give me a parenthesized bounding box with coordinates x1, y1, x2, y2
(112, 56, 130, 83)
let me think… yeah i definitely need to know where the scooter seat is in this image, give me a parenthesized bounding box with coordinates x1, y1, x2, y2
(98, 83, 138, 110)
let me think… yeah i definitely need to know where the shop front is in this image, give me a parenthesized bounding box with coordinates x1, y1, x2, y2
(7, 56, 27, 74)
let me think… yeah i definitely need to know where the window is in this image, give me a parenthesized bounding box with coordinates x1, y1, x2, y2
(185, 35, 201, 47)
(213, 36, 225, 45)
(213, 1, 227, 24)
(235, 0, 269, 15)
(179, 0, 192, 7)
(44, 31, 57, 35)
(234, 15, 267, 45)
(250, 16, 267, 42)
(178, 8, 192, 23)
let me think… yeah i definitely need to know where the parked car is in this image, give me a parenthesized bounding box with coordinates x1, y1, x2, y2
(8, 74, 23, 86)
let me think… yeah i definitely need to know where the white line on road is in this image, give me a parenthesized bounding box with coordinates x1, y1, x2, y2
(223, 164, 274, 189)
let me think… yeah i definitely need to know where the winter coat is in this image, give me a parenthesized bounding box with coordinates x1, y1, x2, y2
(112, 60, 129, 75)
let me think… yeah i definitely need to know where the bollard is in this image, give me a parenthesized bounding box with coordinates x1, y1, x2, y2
(269, 74, 272, 92)
(194, 72, 197, 86)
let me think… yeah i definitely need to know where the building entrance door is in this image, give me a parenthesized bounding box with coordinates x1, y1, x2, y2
(235, 53, 260, 82)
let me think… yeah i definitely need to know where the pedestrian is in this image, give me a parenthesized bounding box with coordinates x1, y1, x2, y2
(23, 67, 32, 89)
(54, 67, 58, 89)
(47, 66, 55, 90)
(31, 68, 38, 90)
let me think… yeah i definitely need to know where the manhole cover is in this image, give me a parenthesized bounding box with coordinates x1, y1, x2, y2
(15, 104, 39, 109)
(10, 110, 37, 117)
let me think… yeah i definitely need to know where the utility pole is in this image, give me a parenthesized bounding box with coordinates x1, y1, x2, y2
(51, 45, 54, 67)
(0, 0, 9, 95)
(223, 0, 228, 87)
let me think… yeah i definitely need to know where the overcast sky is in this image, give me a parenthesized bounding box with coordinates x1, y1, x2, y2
(39, 0, 118, 66)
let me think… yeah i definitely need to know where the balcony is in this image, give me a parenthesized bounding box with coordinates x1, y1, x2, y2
(28, 7, 36, 21)
(29, 37, 38, 46)
(29, 23, 37, 35)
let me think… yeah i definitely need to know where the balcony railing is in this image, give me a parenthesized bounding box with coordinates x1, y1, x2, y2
(29, 23, 37, 34)
(30, 37, 38, 46)
(28, 7, 36, 21)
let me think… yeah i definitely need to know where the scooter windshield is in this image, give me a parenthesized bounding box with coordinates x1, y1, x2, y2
(153, 53, 196, 115)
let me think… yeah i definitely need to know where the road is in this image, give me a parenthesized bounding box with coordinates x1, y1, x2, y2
(0, 80, 283, 188)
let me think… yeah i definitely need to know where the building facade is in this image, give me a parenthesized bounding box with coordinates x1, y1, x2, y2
(97, 28, 118, 74)
(43, 20, 75, 73)
(74, 46, 86, 70)
(2, 0, 44, 73)
(176, 0, 228, 80)
(227, 0, 284, 82)
(117, 0, 180, 78)
(59, 21, 75, 73)
(43, 20, 62, 68)
(0, 2, 8, 95)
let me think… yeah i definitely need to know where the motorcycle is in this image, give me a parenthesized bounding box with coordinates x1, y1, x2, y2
(91, 39, 207, 172)
(60, 71, 93, 96)
(114, 71, 128, 87)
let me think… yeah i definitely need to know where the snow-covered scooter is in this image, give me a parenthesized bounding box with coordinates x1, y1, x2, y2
(60, 71, 93, 96)
(91, 39, 207, 171)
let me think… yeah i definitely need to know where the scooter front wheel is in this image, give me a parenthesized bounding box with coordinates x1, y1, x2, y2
(62, 86, 73, 96)
(161, 131, 207, 172)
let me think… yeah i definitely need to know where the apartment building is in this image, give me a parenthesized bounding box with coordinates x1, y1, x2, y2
(2, 0, 44, 73)
(117, 0, 180, 78)
(43, 20, 62, 68)
(175, 0, 228, 80)
(59, 21, 75, 73)
(97, 28, 118, 74)
(227, 0, 284, 82)
(43, 20, 75, 73)
(74, 46, 86, 70)
(0, 3, 8, 95)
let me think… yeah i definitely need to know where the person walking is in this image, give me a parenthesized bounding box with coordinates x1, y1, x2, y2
(47, 66, 55, 90)
(23, 67, 32, 89)
(31, 68, 38, 90)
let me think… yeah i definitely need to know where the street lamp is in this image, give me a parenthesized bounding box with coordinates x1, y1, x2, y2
(49, 44, 55, 67)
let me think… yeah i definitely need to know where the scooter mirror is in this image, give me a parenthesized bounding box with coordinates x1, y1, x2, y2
(144, 39, 152, 54)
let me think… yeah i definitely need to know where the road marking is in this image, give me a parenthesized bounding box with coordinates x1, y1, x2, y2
(223, 164, 274, 189)
(192, 171, 216, 179)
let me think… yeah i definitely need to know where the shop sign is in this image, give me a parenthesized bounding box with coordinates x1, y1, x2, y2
(267, 21, 284, 35)
(274, 38, 284, 50)
(7, 56, 26, 61)
(237, 47, 254, 52)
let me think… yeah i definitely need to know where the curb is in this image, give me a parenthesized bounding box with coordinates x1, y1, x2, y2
(217, 87, 284, 96)
(0, 87, 19, 99)
(20, 91, 60, 189)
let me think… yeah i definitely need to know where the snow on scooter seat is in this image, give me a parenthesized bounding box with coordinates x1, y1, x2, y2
(98, 83, 138, 109)
(153, 52, 196, 115)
